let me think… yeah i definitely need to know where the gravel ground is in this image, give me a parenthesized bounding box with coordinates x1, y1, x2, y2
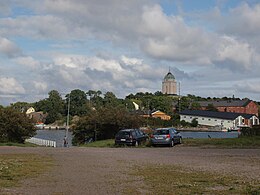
(0, 146, 259, 195)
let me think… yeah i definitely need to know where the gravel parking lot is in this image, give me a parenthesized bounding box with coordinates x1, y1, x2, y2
(0, 146, 259, 195)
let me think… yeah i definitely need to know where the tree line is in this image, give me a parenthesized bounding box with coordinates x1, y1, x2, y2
(1, 89, 258, 144)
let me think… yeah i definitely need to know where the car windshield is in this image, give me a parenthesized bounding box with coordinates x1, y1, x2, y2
(116, 131, 130, 137)
(154, 129, 169, 135)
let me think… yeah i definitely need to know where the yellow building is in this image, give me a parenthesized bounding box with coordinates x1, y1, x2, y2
(151, 110, 171, 121)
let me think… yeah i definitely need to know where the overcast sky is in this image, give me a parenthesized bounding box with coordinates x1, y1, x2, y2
(0, 0, 260, 105)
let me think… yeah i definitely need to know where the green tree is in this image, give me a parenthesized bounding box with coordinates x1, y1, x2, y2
(72, 106, 144, 145)
(86, 90, 103, 108)
(9, 102, 33, 113)
(67, 89, 88, 116)
(43, 90, 64, 124)
(190, 102, 201, 110)
(191, 118, 198, 127)
(0, 107, 36, 143)
(206, 103, 218, 112)
(103, 92, 121, 107)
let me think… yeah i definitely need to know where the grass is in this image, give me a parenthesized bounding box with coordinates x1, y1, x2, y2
(0, 142, 37, 147)
(131, 164, 260, 195)
(81, 139, 115, 147)
(183, 136, 260, 148)
(80, 136, 260, 148)
(0, 154, 53, 189)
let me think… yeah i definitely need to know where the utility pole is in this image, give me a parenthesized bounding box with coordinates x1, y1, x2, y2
(65, 93, 71, 139)
(178, 81, 181, 113)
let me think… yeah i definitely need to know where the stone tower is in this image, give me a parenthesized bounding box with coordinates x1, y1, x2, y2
(162, 71, 177, 95)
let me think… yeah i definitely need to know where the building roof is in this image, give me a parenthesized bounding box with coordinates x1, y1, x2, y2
(179, 110, 256, 120)
(164, 71, 175, 80)
(196, 99, 251, 107)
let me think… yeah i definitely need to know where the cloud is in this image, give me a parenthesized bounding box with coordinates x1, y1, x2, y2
(219, 3, 260, 38)
(0, 15, 71, 39)
(234, 81, 260, 94)
(213, 36, 255, 71)
(0, 0, 12, 16)
(14, 56, 41, 69)
(0, 77, 25, 94)
(0, 37, 21, 58)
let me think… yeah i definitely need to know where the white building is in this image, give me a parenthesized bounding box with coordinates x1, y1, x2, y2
(179, 110, 259, 129)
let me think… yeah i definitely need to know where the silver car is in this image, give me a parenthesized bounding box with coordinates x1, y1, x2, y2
(150, 128, 182, 147)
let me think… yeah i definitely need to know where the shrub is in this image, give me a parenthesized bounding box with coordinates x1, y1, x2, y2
(240, 125, 260, 137)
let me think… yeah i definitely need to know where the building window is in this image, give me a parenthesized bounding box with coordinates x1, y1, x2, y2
(202, 118, 204, 120)
(208, 119, 211, 121)
(184, 116, 186, 118)
(215, 119, 217, 121)
(190, 117, 192, 119)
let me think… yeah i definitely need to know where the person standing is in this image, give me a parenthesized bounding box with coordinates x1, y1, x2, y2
(63, 136, 68, 147)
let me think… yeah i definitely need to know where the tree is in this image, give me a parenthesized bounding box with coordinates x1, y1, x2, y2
(42, 90, 64, 124)
(103, 92, 121, 107)
(72, 106, 144, 145)
(67, 89, 88, 116)
(191, 118, 198, 127)
(206, 103, 218, 112)
(190, 102, 201, 110)
(0, 107, 36, 143)
(9, 102, 33, 113)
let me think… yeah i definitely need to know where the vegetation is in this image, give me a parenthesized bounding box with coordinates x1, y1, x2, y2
(240, 125, 260, 136)
(81, 139, 115, 147)
(0, 154, 53, 188)
(0, 107, 36, 143)
(1, 88, 257, 145)
(131, 164, 259, 195)
(183, 136, 260, 148)
(72, 106, 144, 145)
(77, 136, 260, 148)
(0, 142, 37, 147)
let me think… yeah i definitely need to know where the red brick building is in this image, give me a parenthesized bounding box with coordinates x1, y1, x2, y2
(197, 99, 259, 116)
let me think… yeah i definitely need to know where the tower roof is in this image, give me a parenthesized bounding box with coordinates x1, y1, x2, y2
(164, 71, 175, 80)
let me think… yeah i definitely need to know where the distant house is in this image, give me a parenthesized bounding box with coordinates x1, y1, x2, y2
(132, 110, 171, 121)
(196, 99, 259, 116)
(151, 110, 171, 120)
(179, 110, 259, 129)
(26, 107, 35, 114)
(26, 110, 47, 124)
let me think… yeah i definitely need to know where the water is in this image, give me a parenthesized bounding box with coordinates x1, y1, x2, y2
(180, 131, 239, 139)
(35, 130, 73, 147)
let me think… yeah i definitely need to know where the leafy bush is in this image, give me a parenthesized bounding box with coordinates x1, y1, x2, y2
(0, 107, 36, 143)
(240, 125, 260, 137)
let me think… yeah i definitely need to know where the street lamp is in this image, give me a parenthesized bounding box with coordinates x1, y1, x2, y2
(65, 93, 71, 145)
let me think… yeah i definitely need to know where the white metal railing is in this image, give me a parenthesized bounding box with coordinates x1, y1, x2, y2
(26, 137, 56, 147)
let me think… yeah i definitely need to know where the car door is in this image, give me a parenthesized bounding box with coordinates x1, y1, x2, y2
(172, 129, 178, 143)
(172, 129, 180, 143)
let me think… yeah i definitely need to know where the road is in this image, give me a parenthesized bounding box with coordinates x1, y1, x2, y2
(0, 146, 259, 195)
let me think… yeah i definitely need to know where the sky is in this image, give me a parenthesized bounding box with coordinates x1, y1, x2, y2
(0, 0, 260, 106)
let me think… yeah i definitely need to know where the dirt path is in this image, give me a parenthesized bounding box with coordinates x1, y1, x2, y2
(0, 146, 259, 195)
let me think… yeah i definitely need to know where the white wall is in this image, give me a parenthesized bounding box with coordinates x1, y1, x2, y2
(180, 115, 236, 129)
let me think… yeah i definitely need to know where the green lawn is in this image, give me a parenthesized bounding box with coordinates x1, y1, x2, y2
(80, 136, 260, 148)
(183, 136, 260, 148)
(0, 142, 37, 147)
(80, 139, 115, 147)
(0, 154, 53, 189)
(130, 164, 259, 195)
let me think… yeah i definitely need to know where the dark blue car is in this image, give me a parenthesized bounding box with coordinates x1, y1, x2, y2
(115, 129, 148, 146)
(150, 128, 182, 147)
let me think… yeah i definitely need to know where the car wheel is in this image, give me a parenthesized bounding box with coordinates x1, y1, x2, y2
(179, 137, 182, 144)
(135, 141, 139, 147)
(170, 140, 174, 147)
